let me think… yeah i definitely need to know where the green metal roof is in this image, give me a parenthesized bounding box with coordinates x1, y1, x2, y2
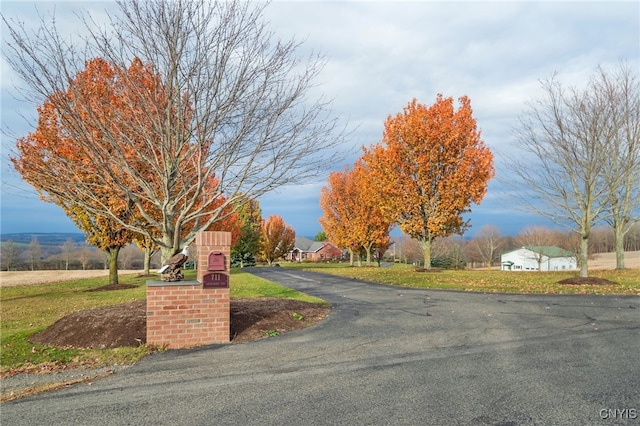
(524, 246, 574, 258)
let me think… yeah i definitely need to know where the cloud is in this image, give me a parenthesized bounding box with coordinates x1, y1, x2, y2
(260, 181, 326, 237)
(1, 0, 638, 238)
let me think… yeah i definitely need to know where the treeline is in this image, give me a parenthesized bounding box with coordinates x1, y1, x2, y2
(0, 238, 147, 272)
(0, 211, 297, 272)
(2, 223, 639, 272)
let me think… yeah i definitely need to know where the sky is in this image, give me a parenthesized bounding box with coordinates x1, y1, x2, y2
(1, 0, 639, 239)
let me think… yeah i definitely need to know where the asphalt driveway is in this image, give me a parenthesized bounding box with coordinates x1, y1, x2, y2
(2, 268, 639, 425)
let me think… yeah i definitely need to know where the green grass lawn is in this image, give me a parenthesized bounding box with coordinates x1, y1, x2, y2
(1, 269, 324, 374)
(283, 262, 640, 295)
(229, 270, 327, 304)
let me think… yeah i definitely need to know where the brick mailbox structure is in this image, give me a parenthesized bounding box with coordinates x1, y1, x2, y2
(146, 231, 231, 348)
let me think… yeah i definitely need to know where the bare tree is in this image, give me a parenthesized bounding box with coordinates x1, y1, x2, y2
(119, 244, 144, 270)
(3, 0, 346, 262)
(77, 247, 96, 271)
(399, 237, 426, 266)
(589, 226, 614, 254)
(60, 238, 76, 271)
(470, 225, 503, 270)
(596, 63, 640, 269)
(431, 236, 467, 270)
(0, 240, 19, 271)
(27, 237, 42, 271)
(507, 67, 621, 277)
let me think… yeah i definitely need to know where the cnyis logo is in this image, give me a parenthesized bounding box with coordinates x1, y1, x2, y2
(599, 408, 637, 420)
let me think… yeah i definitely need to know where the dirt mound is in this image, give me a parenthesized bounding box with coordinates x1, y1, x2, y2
(29, 299, 330, 349)
(557, 277, 617, 286)
(230, 298, 330, 342)
(30, 301, 147, 349)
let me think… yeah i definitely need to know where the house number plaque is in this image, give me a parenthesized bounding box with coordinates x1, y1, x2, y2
(202, 273, 229, 289)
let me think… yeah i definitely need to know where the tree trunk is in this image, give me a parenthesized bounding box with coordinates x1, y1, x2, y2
(107, 246, 120, 285)
(349, 249, 354, 266)
(160, 236, 180, 265)
(579, 234, 589, 278)
(364, 243, 373, 265)
(144, 247, 152, 275)
(160, 246, 172, 265)
(613, 223, 626, 269)
(419, 237, 432, 269)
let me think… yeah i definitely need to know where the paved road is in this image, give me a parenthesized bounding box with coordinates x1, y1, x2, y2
(2, 268, 639, 425)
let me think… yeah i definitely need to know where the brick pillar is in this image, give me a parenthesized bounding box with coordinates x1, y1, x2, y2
(195, 231, 231, 283)
(146, 232, 231, 348)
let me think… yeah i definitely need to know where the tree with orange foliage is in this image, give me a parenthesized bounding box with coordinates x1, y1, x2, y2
(259, 215, 295, 266)
(5, 0, 345, 263)
(12, 73, 139, 284)
(12, 58, 172, 264)
(206, 202, 242, 248)
(319, 166, 362, 265)
(11, 57, 230, 263)
(352, 161, 394, 265)
(319, 161, 393, 266)
(363, 96, 494, 269)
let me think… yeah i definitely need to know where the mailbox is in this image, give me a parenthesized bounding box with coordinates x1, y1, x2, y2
(208, 251, 226, 271)
(203, 251, 228, 289)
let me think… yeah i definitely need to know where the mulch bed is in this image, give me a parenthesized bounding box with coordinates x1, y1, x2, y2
(557, 277, 617, 286)
(29, 298, 330, 349)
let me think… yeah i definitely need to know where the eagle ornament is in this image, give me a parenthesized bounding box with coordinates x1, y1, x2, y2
(157, 246, 189, 282)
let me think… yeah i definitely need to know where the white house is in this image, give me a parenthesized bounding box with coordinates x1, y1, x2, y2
(501, 246, 578, 271)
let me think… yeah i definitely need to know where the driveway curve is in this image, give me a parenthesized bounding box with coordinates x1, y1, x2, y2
(2, 268, 639, 425)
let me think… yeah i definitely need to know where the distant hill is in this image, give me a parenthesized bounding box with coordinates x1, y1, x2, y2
(0, 232, 86, 246)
